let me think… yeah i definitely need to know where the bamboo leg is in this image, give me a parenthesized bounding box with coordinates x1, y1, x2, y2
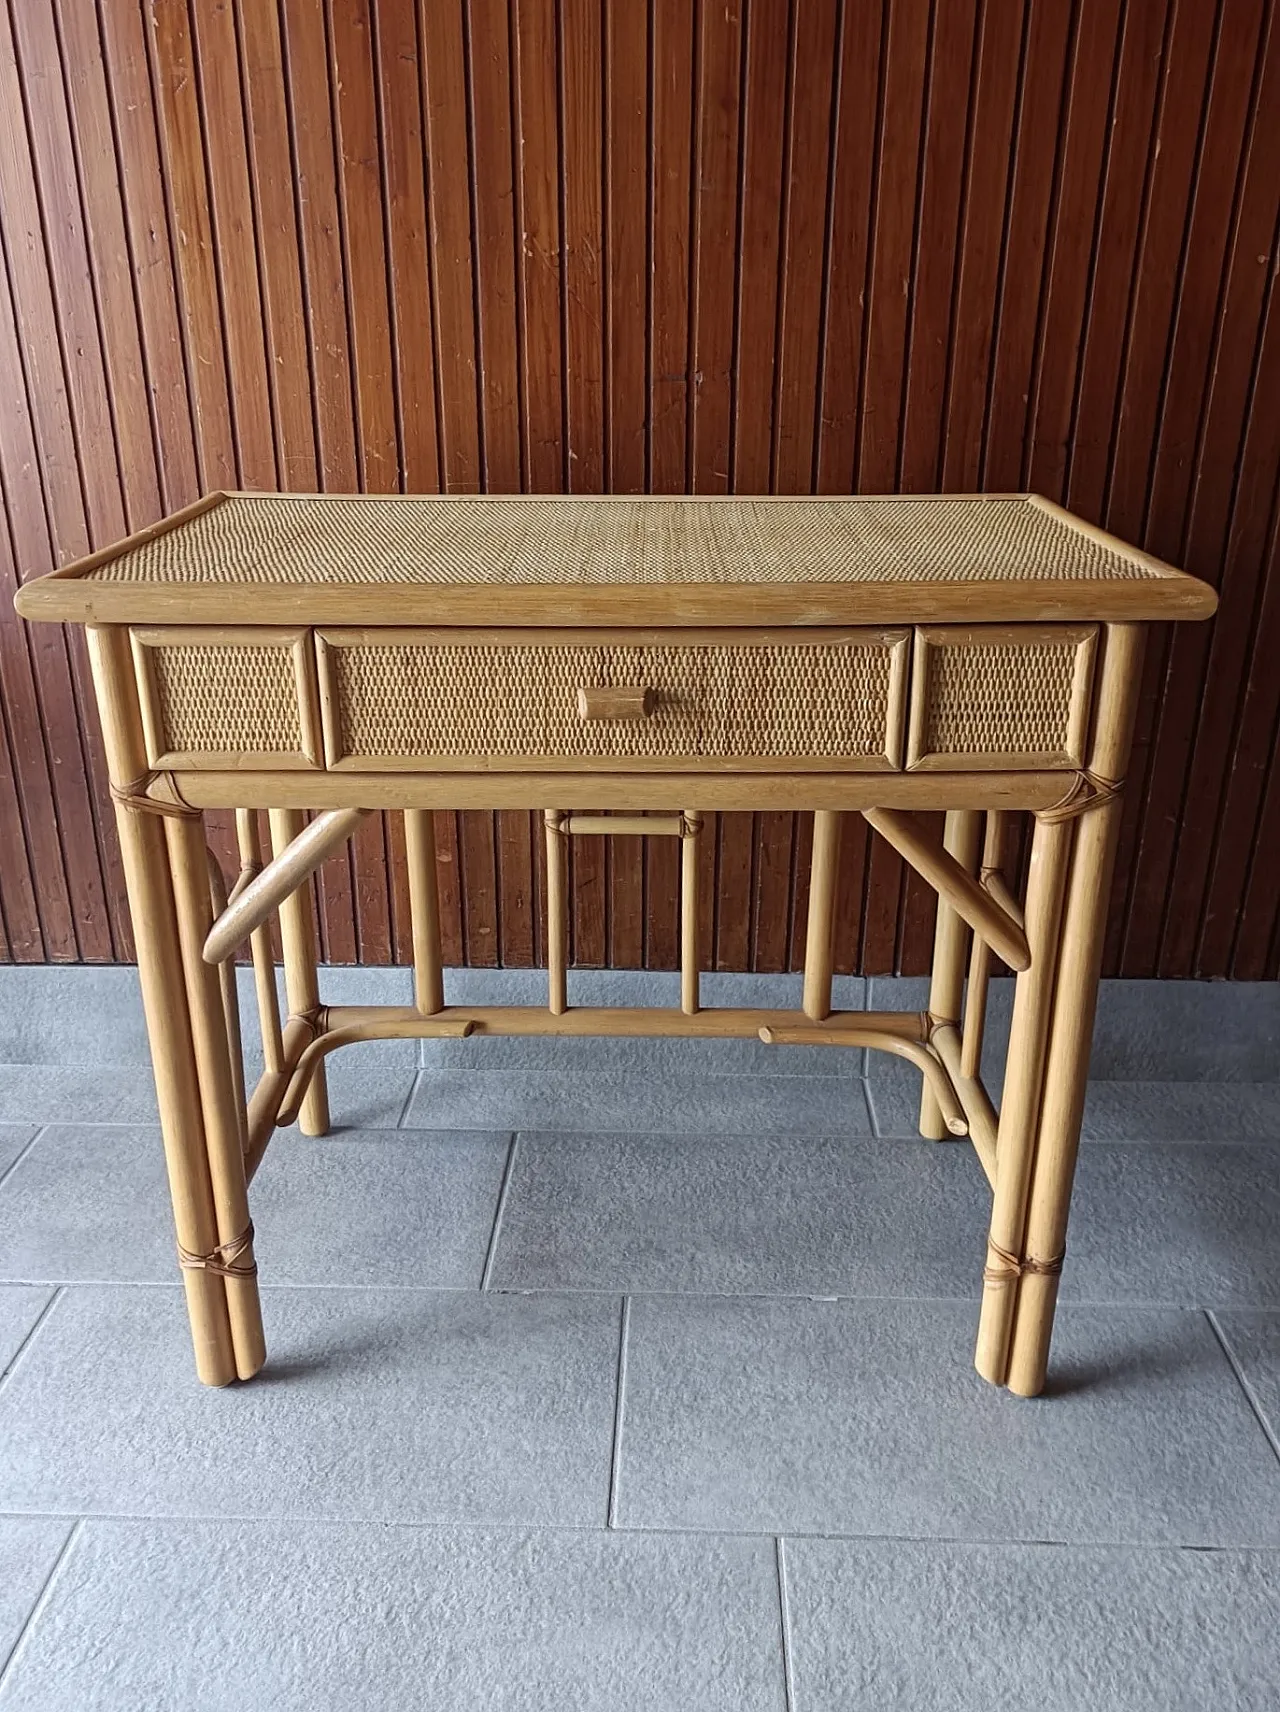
(268, 808, 329, 1135)
(960, 811, 1006, 1081)
(405, 809, 444, 1014)
(974, 810, 1075, 1386)
(544, 809, 567, 1015)
(681, 812, 702, 1016)
(1005, 625, 1145, 1396)
(236, 809, 284, 1075)
(920, 809, 982, 1137)
(803, 810, 843, 1021)
(206, 849, 247, 1151)
(85, 627, 237, 1386)
(167, 812, 266, 1381)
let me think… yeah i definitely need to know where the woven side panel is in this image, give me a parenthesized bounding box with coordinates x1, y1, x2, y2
(329, 640, 898, 760)
(150, 643, 303, 755)
(924, 640, 1081, 760)
(86, 494, 1159, 586)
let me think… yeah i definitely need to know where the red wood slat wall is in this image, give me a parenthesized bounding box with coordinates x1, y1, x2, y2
(1, 0, 1278, 978)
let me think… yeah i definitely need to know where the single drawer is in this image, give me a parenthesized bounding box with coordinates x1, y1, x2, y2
(130, 627, 323, 770)
(315, 628, 911, 770)
(906, 624, 1097, 771)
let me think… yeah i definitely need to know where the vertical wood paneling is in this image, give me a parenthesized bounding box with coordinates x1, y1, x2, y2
(3, 0, 1279, 978)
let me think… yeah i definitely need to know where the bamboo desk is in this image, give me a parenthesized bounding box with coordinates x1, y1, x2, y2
(16, 492, 1216, 1396)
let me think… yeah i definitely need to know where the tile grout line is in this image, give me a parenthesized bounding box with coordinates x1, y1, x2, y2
(0, 1286, 65, 1393)
(775, 1537, 798, 1712)
(0, 1516, 80, 1691)
(1204, 1309, 1280, 1469)
(0, 1125, 48, 1194)
(395, 1067, 424, 1129)
(479, 1135, 520, 1291)
(606, 1295, 631, 1529)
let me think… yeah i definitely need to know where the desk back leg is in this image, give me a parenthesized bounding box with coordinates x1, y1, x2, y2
(920, 810, 982, 1137)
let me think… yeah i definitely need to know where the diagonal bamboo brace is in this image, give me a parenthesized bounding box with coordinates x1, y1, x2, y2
(202, 808, 371, 965)
(863, 807, 1031, 972)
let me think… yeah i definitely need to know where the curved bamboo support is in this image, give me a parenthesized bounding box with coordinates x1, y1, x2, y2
(863, 807, 1030, 972)
(206, 849, 247, 1150)
(203, 808, 371, 965)
(276, 1012, 477, 1129)
(244, 1014, 316, 1182)
(759, 1020, 967, 1137)
(236, 809, 284, 1076)
(930, 1022, 997, 1187)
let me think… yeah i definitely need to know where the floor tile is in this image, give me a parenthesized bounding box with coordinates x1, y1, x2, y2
(0, 1067, 158, 1127)
(1061, 1145, 1280, 1307)
(0, 1285, 619, 1526)
(782, 1537, 1280, 1712)
(1212, 1311, 1280, 1447)
(0, 1519, 785, 1712)
(1085, 980, 1280, 1082)
(0, 1126, 510, 1289)
(0, 1517, 72, 1677)
(615, 1295, 1280, 1544)
(405, 1070, 872, 1135)
(0, 1129, 36, 1181)
(490, 1131, 985, 1297)
(0, 967, 152, 1067)
(1081, 1080, 1280, 1141)
(0, 1287, 55, 1376)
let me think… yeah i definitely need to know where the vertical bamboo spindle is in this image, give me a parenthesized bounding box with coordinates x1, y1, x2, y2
(544, 810, 568, 1015)
(974, 810, 1075, 1386)
(206, 849, 247, 1148)
(920, 809, 983, 1137)
(236, 809, 284, 1076)
(681, 812, 702, 1015)
(166, 811, 266, 1380)
(960, 811, 1006, 1081)
(1005, 624, 1145, 1396)
(404, 809, 444, 1014)
(86, 627, 237, 1386)
(268, 808, 330, 1135)
(803, 811, 843, 1021)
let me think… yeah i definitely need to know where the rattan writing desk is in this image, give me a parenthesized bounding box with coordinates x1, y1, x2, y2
(16, 492, 1216, 1396)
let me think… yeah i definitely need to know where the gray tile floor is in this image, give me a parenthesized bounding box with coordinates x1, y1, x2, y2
(0, 968, 1278, 1707)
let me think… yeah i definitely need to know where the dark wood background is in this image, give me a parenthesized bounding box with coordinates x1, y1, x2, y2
(1, 0, 1277, 977)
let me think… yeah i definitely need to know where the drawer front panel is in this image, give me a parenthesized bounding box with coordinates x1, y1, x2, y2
(316, 628, 910, 770)
(907, 624, 1097, 771)
(131, 628, 322, 770)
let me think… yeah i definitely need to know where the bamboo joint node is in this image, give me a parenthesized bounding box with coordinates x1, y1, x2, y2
(177, 1222, 257, 1280)
(982, 1239, 1066, 1288)
(109, 771, 200, 820)
(1038, 771, 1124, 825)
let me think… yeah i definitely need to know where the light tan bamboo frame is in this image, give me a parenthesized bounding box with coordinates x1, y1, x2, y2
(79, 618, 1146, 1400)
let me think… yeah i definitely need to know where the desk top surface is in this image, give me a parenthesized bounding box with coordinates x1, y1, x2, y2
(16, 491, 1217, 627)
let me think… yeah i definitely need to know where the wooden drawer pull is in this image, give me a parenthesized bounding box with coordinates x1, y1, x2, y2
(577, 685, 658, 721)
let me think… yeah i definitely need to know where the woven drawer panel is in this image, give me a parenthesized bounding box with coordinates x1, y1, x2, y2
(85, 493, 1158, 587)
(319, 634, 907, 767)
(131, 629, 321, 768)
(908, 626, 1096, 770)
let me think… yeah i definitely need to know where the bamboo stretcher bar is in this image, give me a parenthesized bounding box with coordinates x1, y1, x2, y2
(863, 807, 1031, 972)
(760, 1022, 967, 1136)
(161, 769, 1083, 814)
(556, 814, 688, 838)
(203, 807, 370, 964)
